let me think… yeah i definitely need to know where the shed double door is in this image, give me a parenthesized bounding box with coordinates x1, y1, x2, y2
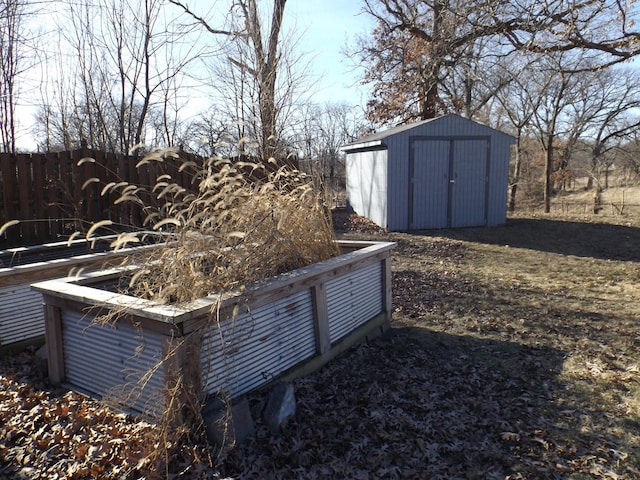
(410, 138, 489, 229)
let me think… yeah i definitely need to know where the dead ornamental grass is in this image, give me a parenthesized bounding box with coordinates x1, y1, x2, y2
(104, 151, 339, 305)
(95, 150, 340, 465)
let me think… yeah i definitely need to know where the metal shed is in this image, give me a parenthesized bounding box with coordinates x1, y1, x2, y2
(342, 114, 515, 231)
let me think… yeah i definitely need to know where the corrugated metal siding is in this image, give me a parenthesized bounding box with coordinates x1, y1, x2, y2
(487, 135, 512, 226)
(200, 289, 316, 398)
(326, 262, 383, 343)
(62, 309, 167, 414)
(0, 283, 44, 346)
(346, 149, 388, 229)
(415, 115, 502, 137)
(355, 114, 514, 231)
(384, 134, 410, 231)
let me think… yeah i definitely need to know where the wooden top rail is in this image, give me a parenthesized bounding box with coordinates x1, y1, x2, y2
(32, 240, 395, 325)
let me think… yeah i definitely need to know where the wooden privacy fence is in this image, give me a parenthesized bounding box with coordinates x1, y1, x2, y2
(0, 149, 202, 248)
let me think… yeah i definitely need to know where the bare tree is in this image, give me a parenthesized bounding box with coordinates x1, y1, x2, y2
(508, 52, 640, 213)
(0, 0, 28, 152)
(617, 132, 640, 184)
(573, 68, 640, 192)
(488, 56, 540, 212)
(179, 111, 237, 158)
(293, 101, 365, 205)
(527, 52, 581, 213)
(170, 0, 309, 165)
(34, 0, 203, 154)
(295, 102, 364, 167)
(354, 0, 466, 125)
(353, 0, 640, 128)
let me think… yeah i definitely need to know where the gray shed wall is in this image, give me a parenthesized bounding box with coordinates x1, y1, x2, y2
(486, 133, 512, 226)
(383, 134, 410, 231)
(345, 149, 388, 228)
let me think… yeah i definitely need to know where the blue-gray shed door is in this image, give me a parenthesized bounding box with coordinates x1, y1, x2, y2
(410, 138, 489, 229)
(411, 140, 450, 229)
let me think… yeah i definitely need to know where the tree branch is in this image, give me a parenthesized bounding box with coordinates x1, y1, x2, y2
(167, 0, 245, 37)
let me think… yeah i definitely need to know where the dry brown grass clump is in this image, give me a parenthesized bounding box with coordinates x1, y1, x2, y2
(102, 150, 339, 304)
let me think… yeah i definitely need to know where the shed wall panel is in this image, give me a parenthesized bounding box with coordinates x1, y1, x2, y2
(410, 140, 450, 229)
(450, 139, 488, 228)
(200, 289, 316, 398)
(384, 135, 410, 231)
(422, 115, 505, 137)
(346, 150, 388, 229)
(487, 136, 512, 226)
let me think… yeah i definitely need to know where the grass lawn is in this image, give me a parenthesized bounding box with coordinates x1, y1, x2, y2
(1, 212, 639, 479)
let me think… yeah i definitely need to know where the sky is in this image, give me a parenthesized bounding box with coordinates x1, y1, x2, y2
(13, 0, 375, 151)
(284, 0, 374, 105)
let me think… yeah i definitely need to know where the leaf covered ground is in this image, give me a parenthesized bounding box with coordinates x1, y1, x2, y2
(1, 211, 640, 478)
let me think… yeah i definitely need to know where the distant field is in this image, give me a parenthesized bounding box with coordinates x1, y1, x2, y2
(543, 176, 640, 217)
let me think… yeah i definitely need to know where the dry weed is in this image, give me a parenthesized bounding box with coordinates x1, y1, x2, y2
(104, 152, 339, 304)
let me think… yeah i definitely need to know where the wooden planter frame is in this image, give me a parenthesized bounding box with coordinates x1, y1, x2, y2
(32, 240, 395, 414)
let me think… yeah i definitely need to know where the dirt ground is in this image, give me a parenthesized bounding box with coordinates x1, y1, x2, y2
(319, 210, 640, 479)
(1, 210, 640, 479)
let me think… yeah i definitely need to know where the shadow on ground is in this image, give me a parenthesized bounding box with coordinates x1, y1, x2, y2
(221, 323, 638, 478)
(416, 217, 640, 262)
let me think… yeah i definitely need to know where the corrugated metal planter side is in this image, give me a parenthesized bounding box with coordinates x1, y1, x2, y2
(61, 309, 167, 415)
(32, 240, 395, 415)
(0, 238, 158, 349)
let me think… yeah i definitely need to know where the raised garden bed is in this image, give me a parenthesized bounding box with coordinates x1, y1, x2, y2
(32, 240, 395, 414)
(0, 237, 158, 350)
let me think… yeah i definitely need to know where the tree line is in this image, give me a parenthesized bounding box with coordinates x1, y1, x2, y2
(353, 0, 640, 212)
(2, 0, 640, 212)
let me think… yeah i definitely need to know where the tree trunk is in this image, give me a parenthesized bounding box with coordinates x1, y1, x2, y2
(243, 0, 287, 164)
(508, 135, 522, 213)
(544, 136, 553, 213)
(593, 185, 602, 214)
(420, 82, 440, 120)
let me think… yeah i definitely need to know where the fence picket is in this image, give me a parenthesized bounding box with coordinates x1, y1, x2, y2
(32, 153, 46, 239)
(0, 154, 18, 245)
(45, 152, 61, 239)
(17, 154, 35, 242)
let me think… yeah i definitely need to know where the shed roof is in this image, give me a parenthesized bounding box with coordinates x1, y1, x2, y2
(341, 113, 514, 152)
